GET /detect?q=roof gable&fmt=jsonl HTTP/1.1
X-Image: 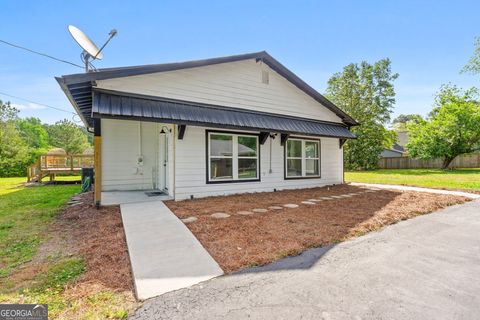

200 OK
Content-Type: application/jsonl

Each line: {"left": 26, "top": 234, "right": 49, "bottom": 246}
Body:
{"left": 57, "top": 51, "right": 358, "bottom": 127}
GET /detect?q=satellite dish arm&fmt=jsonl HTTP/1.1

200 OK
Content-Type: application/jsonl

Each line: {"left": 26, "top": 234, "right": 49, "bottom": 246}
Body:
{"left": 93, "top": 29, "right": 117, "bottom": 60}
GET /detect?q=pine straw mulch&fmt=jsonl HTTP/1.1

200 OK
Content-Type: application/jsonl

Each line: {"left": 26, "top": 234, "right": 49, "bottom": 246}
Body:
{"left": 55, "top": 192, "right": 138, "bottom": 316}
{"left": 58, "top": 192, "right": 132, "bottom": 291}
{"left": 165, "top": 184, "right": 469, "bottom": 273}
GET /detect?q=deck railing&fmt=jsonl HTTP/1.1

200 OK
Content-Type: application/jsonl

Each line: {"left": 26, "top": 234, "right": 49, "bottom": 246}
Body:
{"left": 39, "top": 154, "right": 94, "bottom": 170}
{"left": 27, "top": 154, "right": 94, "bottom": 182}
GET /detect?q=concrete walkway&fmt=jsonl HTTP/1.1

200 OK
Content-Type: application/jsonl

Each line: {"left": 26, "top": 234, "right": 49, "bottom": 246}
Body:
{"left": 130, "top": 199, "right": 480, "bottom": 319}
{"left": 121, "top": 201, "right": 223, "bottom": 300}
{"left": 350, "top": 182, "right": 480, "bottom": 199}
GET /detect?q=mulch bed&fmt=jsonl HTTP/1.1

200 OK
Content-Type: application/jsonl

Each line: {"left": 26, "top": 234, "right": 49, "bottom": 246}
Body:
{"left": 58, "top": 192, "right": 133, "bottom": 291}
{"left": 165, "top": 184, "right": 469, "bottom": 273}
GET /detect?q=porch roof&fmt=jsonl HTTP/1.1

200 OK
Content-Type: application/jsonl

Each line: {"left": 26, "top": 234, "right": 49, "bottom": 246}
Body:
{"left": 92, "top": 90, "right": 356, "bottom": 139}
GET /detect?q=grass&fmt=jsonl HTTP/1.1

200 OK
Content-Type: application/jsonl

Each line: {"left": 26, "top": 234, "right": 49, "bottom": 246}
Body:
{"left": 53, "top": 175, "right": 82, "bottom": 182}
{"left": 345, "top": 168, "right": 480, "bottom": 191}
{"left": 0, "top": 178, "right": 134, "bottom": 319}
{"left": 0, "top": 177, "right": 80, "bottom": 280}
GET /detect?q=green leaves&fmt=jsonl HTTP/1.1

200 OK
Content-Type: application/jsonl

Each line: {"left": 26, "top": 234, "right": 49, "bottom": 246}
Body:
{"left": 0, "top": 102, "right": 92, "bottom": 177}
{"left": 406, "top": 84, "right": 480, "bottom": 168}
{"left": 325, "top": 59, "right": 398, "bottom": 170}
{"left": 46, "top": 119, "right": 90, "bottom": 155}
{"left": 462, "top": 36, "right": 480, "bottom": 74}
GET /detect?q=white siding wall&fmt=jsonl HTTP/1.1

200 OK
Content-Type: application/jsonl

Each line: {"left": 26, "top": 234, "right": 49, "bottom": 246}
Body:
{"left": 174, "top": 126, "right": 344, "bottom": 200}
{"left": 101, "top": 119, "right": 174, "bottom": 193}
{"left": 96, "top": 59, "right": 342, "bottom": 123}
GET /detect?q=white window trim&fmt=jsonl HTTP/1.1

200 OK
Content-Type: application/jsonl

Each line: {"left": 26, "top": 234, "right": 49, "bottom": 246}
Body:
{"left": 207, "top": 132, "right": 259, "bottom": 182}
{"left": 285, "top": 138, "right": 321, "bottom": 179}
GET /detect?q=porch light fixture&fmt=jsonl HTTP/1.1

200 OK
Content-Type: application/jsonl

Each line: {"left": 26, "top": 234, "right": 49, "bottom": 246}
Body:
{"left": 160, "top": 126, "right": 171, "bottom": 134}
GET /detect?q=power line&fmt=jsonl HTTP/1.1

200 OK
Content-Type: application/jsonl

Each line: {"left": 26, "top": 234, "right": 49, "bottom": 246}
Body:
{"left": 0, "top": 91, "right": 76, "bottom": 115}
{"left": 0, "top": 39, "right": 83, "bottom": 69}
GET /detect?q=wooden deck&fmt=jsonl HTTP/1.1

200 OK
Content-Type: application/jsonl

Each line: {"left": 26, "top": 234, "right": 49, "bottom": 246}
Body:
{"left": 27, "top": 154, "right": 94, "bottom": 182}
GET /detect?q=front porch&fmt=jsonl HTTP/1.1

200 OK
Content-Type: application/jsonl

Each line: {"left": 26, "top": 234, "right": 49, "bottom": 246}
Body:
{"left": 102, "top": 190, "right": 173, "bottom": 206}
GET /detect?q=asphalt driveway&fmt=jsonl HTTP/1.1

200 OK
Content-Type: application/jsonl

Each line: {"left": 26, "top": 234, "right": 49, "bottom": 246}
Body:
{"left": 130, "top": 199, "right": 480, "bottom": 320}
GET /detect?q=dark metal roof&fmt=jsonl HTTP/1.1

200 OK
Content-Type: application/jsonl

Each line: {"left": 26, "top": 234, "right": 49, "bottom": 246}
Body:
{"left": 56, "top": 51, "right": 358, "bottom": 128}
{"left": 92, "top": 90, "right": 356, "bottom": 139}
{"left": 392, "top": 143, "right": 405, "bottom": 153}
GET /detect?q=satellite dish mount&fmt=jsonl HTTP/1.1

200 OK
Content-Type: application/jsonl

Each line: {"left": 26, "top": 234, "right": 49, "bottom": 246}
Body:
{"left": 68, "top": 25, "right": 117, "bottom": 72}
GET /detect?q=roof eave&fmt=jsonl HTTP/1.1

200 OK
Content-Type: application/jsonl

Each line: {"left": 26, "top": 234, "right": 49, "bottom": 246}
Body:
{"left": 55, "top": 77, "right": 91, "bottom": 128}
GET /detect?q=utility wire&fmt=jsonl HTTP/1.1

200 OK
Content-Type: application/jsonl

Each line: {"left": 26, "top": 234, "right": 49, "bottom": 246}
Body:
{"left": 0, "top": 39, "right": 84, "bottom": 69}
{"left": 0, "top": 91, "right": 76, "bottom": 115}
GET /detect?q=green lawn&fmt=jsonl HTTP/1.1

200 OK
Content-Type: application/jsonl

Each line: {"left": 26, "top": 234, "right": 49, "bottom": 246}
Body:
{"left": 0, "top": 178, "right": 83, "bottom": 315}
{"left": 0, "top": 177, "right": 134, "bottom": 319}
{"left": 0, "top": 177, "right": 80, "bottom": 280}
{"left": 345, "top": 168, "right": 480, "bottom": 190}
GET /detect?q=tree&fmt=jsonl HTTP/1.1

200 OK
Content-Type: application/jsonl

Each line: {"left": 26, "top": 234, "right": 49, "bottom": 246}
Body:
{"left": 325, "top": 59, "right": 399, "bottom": 170}
{"left": 0, "top": 101, "right": 30, "bottom": 176}
{"left": 17, "top": 117, "right": 49, "bottom": 149}
{"left": 406, "top": 85, "right": 480, "bottom": 169}
{"left": 392, "top": 114, "right": 423, "bottom": 131}
{"left": 462, "top": 36, "right": 480, "bottom": 74}
{"left": 46, "top": 119, "right": 90, "bottom": 154}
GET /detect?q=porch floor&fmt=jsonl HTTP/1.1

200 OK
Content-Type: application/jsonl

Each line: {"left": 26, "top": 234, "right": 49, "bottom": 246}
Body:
{"left": 101, "top": 190, "right": 173, "bottom": 205}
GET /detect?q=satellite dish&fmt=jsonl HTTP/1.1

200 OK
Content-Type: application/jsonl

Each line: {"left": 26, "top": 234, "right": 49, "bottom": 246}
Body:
{"left": 68, "top": 25, "right": 103, "bottom": 60}
{"left": 68, "top": 25, "right": 117, "bottom": 72}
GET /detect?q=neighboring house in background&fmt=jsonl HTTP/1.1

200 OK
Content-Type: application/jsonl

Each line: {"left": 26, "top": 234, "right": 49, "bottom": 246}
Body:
{"left": 396, "top": 131, "right": 408, "bottom": 147}
{"left": 380, "top": 143, "right": 406, "bottom": 158}
{"left": 380, "top": 131, "right": 408, "bottom": 158}
{"left": 56, "top": 51, "right": 358, "bottom": 204}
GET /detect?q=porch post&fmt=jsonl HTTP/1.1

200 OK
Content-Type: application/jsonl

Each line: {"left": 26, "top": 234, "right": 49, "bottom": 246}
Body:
{"left": 93, "top": 119, "right": 102, "bottom": 207}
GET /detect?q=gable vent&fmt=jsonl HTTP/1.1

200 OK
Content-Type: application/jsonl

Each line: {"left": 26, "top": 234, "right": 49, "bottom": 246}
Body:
{"left": 261, "top": 70, "right": 269, "bottom": 84}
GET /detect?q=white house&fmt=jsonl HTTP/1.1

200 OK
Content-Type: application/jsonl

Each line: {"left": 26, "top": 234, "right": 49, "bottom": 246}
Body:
{"left": 56, "top": 52, "right": 358, "bottom": 205}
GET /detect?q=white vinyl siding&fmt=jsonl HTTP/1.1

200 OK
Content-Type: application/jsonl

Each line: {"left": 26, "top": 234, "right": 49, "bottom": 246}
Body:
{"left": 96, "top": 59, "right": 343, "bottom": 123}
{"left": 101, "top": 119, "right": 174, "bottom": 193}
{"left": 175, "top": 126, "right": 343, "bottom": 200}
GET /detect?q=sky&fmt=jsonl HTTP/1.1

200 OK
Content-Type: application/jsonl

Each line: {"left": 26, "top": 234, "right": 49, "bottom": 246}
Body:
{"left": 1, "top": 0, "right": 479, "bottom": 126}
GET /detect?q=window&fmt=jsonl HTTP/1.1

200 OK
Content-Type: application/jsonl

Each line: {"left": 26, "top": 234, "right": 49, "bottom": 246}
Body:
{"left": 285, "top": 139, "right": 320, "bottom": 178}
{"left": 208, "top": 132, "right": 259, "bottom": 182}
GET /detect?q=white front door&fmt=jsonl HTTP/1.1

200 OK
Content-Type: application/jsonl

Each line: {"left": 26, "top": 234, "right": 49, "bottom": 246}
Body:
{"left": 158, "top": 131, "right": 169, "bottom": 191}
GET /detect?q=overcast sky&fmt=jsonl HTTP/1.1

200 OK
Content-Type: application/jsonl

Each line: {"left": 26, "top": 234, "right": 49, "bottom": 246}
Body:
{"left": 1, "top": 0, "right": 479, "bottom": 125}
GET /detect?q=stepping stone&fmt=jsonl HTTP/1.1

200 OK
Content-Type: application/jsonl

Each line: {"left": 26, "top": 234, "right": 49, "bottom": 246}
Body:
{"left": 301, "top": 201, "right": 316, "bottom": 205}
{"left": 331, "top": 196, "right": 343, "bottom": 199}
{"left": 71, "top": 196, "right": 82, "bottom": 201}
{"left": 237, "top": 211, "right": 254, "bottom": 215}
{"left": 339, "top": 194, "right": 352, "bottom": 198}
{"left": 268, "top": 206, "right": 283, "bottom": 210}
{"left": 252, "top": 208, "right": 268, "bottom": 213}
{"left": 365, "top": 190, "right": 376, "bottom": 193}
{"left": 69, "top": 202, "right": 82, "bottom": 207}
{"left": 283, "top": 204, "right": 299, "bottom": 208}
{"left": 308, "top": 199, "right": 322, "bottom": 202}
{"left": 321, "top": 197, "right": 333, "bottom": 200}
{"left": 210, "top": 212, "right": 230, "bottom": 219}
{"left": 181, "top": 217, "right": 198, "bottom": 223}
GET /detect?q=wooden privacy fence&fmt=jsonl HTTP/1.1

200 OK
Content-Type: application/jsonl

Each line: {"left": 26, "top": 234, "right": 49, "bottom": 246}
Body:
{"left": 378, "top": 153, "right": 480, "bottom": 169}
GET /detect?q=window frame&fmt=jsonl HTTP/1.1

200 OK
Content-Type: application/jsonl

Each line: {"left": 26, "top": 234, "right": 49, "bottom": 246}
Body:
{"left": 284, "top": 137, "right": 321, "bottom": 179}
{"left": 206, "top": 130, "right": 261, "bottom": 184}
